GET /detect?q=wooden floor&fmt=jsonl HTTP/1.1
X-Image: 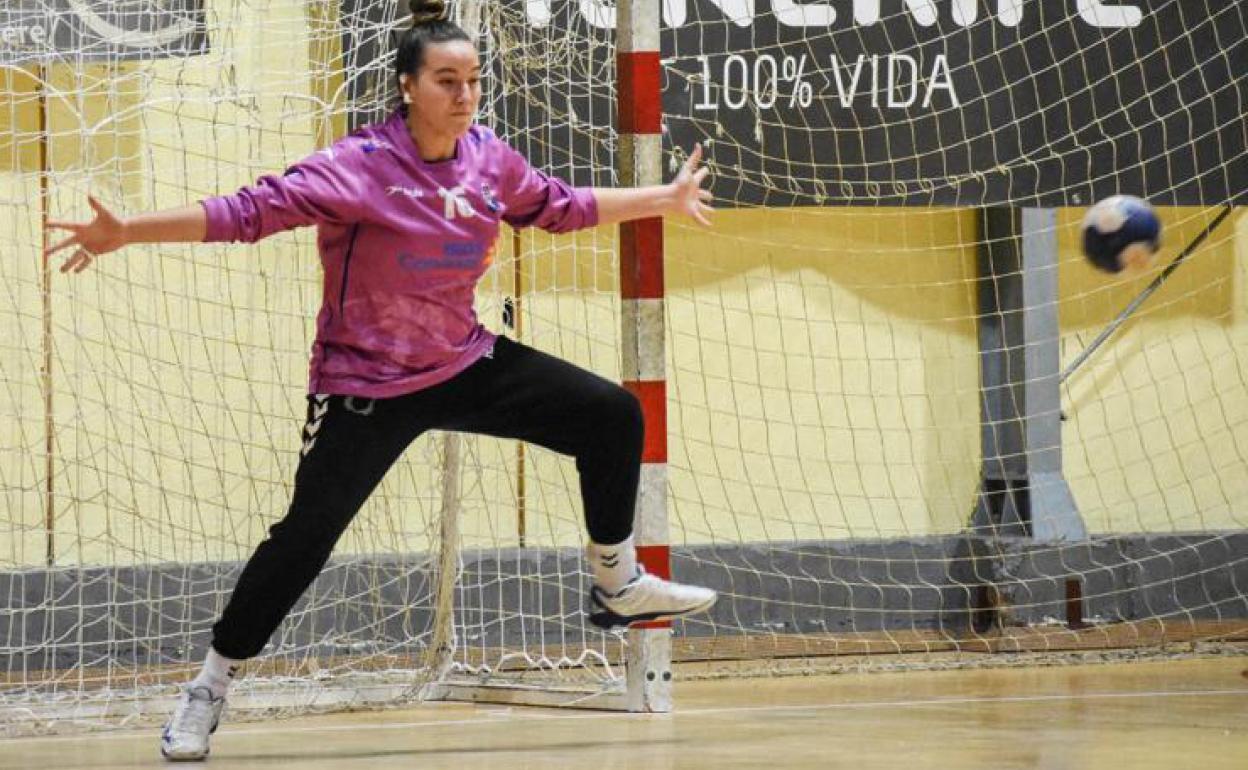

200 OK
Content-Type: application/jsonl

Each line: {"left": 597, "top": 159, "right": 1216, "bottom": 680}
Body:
{"left": 3, "top": 657, "right": 1246, "bottom": 769}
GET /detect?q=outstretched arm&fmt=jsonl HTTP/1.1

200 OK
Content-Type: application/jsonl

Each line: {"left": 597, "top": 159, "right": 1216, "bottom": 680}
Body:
{"left": 593, "top": 144, "right": 713, "bottom": 227}
{"left": 48, "top": 144, "right": 365, "bottom": 274}
{"left": 45, "top": 196, "right": 206, "bottom": 274}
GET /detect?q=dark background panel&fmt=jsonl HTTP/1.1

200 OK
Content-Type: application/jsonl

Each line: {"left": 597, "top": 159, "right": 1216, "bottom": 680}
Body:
{"left": 0, "top": 1, "right": 208, "bottom": 64}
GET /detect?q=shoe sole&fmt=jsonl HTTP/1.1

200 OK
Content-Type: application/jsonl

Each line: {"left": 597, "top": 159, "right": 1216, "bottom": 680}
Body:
{"left": 160, "top": 715, "right": 219, "bottom": 762}
{"left": 588, "top": 594, "right": 717, "bottom": 630}
{"left": 160, "top": 746, "right": 209, "bottom": 762}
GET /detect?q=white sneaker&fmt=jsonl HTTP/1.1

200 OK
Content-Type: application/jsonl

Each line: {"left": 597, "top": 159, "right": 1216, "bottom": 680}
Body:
{"left": 589, "top": 568, "right": 717, "bottom": 629}
{"left": 160, "top": 685, "right": 225, "bottom": 761}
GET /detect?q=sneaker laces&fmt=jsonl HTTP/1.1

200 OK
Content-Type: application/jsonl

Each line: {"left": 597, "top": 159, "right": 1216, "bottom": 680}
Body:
{"left": 170, "top": 686, "right": 218, "bottom": 735}
{"left": 608, "top": 565, "right": 646, "bottom": 598}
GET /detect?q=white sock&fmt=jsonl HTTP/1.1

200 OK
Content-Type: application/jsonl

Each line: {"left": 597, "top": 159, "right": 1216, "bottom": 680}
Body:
{"left": 190, "top": 647, "right": 243, "bottom": 699}
{"left": 588, "top": 536, "right": 639, "bottom": 595}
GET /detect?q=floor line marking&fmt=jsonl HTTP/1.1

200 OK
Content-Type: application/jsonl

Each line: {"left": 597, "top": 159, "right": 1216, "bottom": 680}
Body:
{"left": 5, "top": 686, "right": 1246, "bottom": 745}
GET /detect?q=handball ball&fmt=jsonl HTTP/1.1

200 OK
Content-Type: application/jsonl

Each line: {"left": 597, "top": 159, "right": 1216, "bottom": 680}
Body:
{"left": 1081, "top": 195, "right": 1161, "bottom": 274}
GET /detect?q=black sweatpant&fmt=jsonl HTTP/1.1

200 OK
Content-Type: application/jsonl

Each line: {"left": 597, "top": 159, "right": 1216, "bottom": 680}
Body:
{"left": 211, "top": 336, "right": 643, "bottom": 660}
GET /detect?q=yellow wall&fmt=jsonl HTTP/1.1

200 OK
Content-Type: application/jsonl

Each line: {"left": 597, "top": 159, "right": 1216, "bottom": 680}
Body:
{"left": 663, "top": 209, "right": 982, "bottom": 543}
{"left": 1, "top": 3, "right": 1244, "bottom": 570}
{"left": 0, "top": 67, "right": 46, "bottom": 564}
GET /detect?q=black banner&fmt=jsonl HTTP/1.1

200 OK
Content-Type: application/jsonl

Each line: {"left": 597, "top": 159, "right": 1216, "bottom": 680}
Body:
{"left": 0, "top": 0, "right": 208, "bottom": 64}
{"left": 349, "top": 0, "right": 1246, "bottom": 206}
{"left": 663, "top": 0, "right": 1247, "bottom": 206}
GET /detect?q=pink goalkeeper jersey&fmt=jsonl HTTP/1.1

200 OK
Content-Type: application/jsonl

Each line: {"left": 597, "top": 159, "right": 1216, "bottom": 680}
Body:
{"left": 200, "top": 109, "right": 598, "bottom": 398}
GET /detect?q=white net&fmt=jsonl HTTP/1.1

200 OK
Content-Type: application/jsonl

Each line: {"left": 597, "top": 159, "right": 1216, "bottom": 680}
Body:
{"left": 1, "top": 0, "right": 1245, "bottom": 737}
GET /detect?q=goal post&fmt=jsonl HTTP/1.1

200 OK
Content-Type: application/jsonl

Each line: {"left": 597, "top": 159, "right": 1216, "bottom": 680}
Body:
{"left": 615, "top": 0, "right": 675, "bottom": 715}
{"left": 1, "top": 0, "right": 1246, "bottom": 737}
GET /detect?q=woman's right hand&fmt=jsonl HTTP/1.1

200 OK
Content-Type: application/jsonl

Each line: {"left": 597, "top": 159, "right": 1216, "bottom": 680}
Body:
{"left": 45, "top": 195, "right": 128, "bottom": 274}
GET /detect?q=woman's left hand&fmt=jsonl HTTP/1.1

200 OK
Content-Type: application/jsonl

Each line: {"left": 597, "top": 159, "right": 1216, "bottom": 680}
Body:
{"left": 669, "top": 143, "right": 713, "bottom": 226}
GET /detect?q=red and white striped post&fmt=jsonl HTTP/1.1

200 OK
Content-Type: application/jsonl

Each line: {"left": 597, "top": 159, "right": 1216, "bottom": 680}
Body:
{"left": 616, "top": 0, "right": 672, "bottom": 712}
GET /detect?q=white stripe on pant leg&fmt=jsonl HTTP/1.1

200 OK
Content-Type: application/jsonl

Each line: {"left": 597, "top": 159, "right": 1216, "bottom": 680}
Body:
{"left": 302, "top": 394, "right": 330, "bottom": 456}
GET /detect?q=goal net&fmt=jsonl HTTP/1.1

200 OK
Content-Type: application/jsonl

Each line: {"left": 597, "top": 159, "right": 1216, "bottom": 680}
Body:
{"left": 1, "top": 0, "right": 1244, "bottom": 735}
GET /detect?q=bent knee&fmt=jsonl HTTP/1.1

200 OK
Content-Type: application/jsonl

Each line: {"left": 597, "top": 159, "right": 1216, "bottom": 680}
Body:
{"left": 593, "top": 385, "right": 644, "bottom": 450}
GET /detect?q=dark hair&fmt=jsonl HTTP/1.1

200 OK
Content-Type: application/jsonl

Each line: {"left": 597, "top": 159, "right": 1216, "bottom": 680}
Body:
{"left": 395, "top": 0, "right": 472, "bottom": 89}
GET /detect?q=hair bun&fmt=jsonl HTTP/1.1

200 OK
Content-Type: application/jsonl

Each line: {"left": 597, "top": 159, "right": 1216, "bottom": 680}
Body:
{"left": 409, "top": 0, "right": 449, "bottom": 25}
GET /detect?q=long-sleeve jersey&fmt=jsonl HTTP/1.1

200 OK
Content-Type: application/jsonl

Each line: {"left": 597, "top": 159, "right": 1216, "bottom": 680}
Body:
{"left": 200, "top": 109, "right": 598, "bottom": 398}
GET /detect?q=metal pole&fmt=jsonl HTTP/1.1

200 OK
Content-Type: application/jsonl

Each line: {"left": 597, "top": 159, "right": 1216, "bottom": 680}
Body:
{"left": 38, "top": 62, "right": 55, "bottom": 567}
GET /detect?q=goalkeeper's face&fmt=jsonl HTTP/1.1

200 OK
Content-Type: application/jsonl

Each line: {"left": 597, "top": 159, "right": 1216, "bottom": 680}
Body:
{"left": 403, "top": 40, "right": 482, "bottom": 139}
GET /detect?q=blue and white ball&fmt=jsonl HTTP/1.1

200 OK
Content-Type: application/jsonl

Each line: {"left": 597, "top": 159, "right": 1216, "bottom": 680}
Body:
{"left": 1081, "top": 195, "right": 1161, "bottom": 274}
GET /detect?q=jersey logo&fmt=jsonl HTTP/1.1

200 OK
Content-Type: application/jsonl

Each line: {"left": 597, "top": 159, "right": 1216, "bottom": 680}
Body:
{"left": 438, "top": 185, "right": 477, "bottom": 220}
{"left": 386, "top": 185, "right": 424, "bottom": 199}
{"left": 480, "top": 183, "right": 503, "bottom": 213}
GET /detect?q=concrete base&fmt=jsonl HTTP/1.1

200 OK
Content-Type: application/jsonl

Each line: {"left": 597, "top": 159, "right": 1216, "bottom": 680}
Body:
{"left": 2, "top": 533, "right": 1245, "bottom": 671}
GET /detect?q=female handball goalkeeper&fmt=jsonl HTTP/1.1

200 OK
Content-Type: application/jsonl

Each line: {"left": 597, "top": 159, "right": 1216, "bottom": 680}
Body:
{"left": 45, "top": 0, "right": 716, "bottom": 760}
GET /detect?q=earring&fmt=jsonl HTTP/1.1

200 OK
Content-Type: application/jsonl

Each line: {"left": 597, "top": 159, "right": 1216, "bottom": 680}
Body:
{"left": 403, "top": 93, "right": 412, "bottom": 104}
